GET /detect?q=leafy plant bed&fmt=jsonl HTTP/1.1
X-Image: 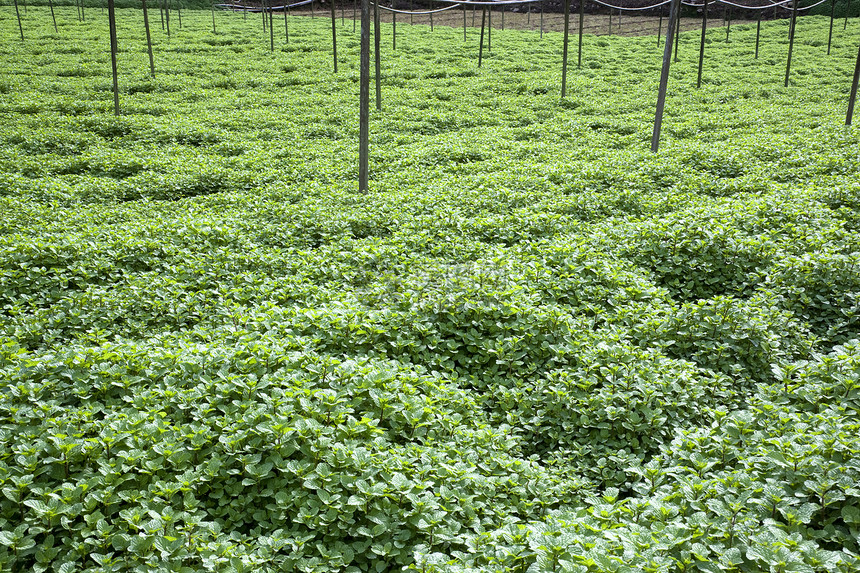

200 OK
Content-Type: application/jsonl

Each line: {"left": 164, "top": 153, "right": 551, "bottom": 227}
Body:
{"left": 1, "top": 7, "right": 860, "bottom": 572}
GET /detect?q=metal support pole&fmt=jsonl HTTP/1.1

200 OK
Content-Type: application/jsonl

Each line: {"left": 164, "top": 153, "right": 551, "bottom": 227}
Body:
{"left": 658, "top": 12, "right": 662, "bottom": 46}
{"left": 848, "top": 42, "right": 860, "bottom": 125}
{"left": 755, "top": 10, "right": 761, "bottom": 58}
{"left": 464, "top": 3, "right": 467, "bottom": 41}
{"left": 359, "top": 0, "right": 370, "bottom": 192}
{"left": 212, "top": 0, "right": 215, "bottom": 32}
{"left": 13, "top": 0, "right": 24, "bottom": 41}
{"left": 540, "top": 0, "right": 543, "bottom": 38}
{"left": 285, "top": 3, "right": 289, "bottom": 42}
{"left": 697, "top": 0, "right": 707, "bottom": 88}
{"left": 673, "top": 1, "right": 680, "bottom": 62}
{"left": 49, "top": 0, "right": 57, "bottom": 33}
{"left": 374, "top": 0, "right": 381, "bottom": 110}
{"left": 785, "top": 0, "right": 798, "bottom": 87}
{"left": 828, "top": 0, "right": 836, "bottom": 54}
{"left": 430, "top": 0, "right": 433, "bottom": 30}
{"left": 578, "top": 0, "right": 584, "bottom": 67}
{"left": 165, "top": 0, "right": 171, "bottom": 37}
{"left": 479, "top": 7, "right": 486, "bottom": 66}
{"left": 143, "top": 0, "right": 155, "bottom": 76}
{"left": 331, "top": 0, "right": 338, "bottom": 69}
{"left": 269, "top": 2, "right": 274, "bottom": 51}
{"left": 652, "top": 0, "right": 680, "bottom": 152}
{"left": 562, "top": 0, "right": 570, "bottom": 97}
{"left": 177, "top": 4, "right": 181, "bottom": 28}
{"left": 108, "top": 0, "right": 120, "bottom": 116}
{"left": 725, "top": 7, "right": 730, "bottom": 43}
{"left": 846, "top": 0, "right": 851, "bottom": 30}
{"left": 502, "top": 6, "right": 504, "bottom": 30}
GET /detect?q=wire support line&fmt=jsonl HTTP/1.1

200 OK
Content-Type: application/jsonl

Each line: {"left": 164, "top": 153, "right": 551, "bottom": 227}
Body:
{"left": 375, "top": 3, "right": 460, "bottom": 14}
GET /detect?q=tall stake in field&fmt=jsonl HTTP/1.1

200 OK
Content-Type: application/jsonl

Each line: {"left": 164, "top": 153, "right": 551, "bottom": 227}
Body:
{"left": 108, "top": 0, "right": 120, "bottom": 116}
{"left": 13, "top": 0, "right": 24, "bottom": 41}
{"left": 177, "top": 2, "right": 181, "bottom": 28}
{"left": 211, "top": 0, "right": 216, "bottom": 33}
{"left": 49, "top": 0, "right": 58, "bottom": 33}
{"left": 160, "top": 0, "right": 164, "bottom": 29}
{"left": 165, "top": 0, "right": 171, "bottom": 37}
{"left": 80, "top": 0, "right": 85, "bottom": 22}
{"left": 651, "top": 0, "right": 680, "bottom": 152}
{"left": 845, "top": 0, "right": 851, "bottom": 30}
{"left": 658, "top": 12, "right": 662, "bottom": 46}
{"left": 578, "top": 0, "right": 584, "bottom": 67}
{"left": 755, "top": 9, "right": 761, "bottom": 58}
{"left": 143, "top": 0, "right": 155, "bottom": 76}
{"left": 269, "top": 1, "right": 275, "bottom": 51}
{"left": 697, "top": 0, "right": 707, "bottom": 88}
{"left": 785, "top": 0, "right": 798, "bottom": 87}
{"left": 725, "top": 7, "right": 730, "bottom": 42}
{"left": 828, "top": 0, "right": 835, "bottom": 54}
{"left": 848, "top": 42, "right": 860, "bottom": 125}
{"left": 673, "top": 2, "right": 680, "bottom": 62}
{"left": 540, "top": 0, "right": 543, "bottom": 38}
{"left": 430, "top": 0, "right": 434, "bottom": 30}
{"left": 374, "top": 0, "right": 381, "bottom": 109}
{"left": 463, "top": 3, "right": 467, "bottom": 42}
{"left": 330, "top": 0, "right": 338, "bottom": 69}
{"left": 478, "top": 7, "right": 486, "bottom": 66}
{"left": 284, "top": 2, "right": 289, "bottom": 42}
{"left": 561, "top": 0, "right": 570, "bottom": 97}
{"left": 358, "top": 0, "right": 370, "bottom": 192}
{"left": 392, "top": 10, "right": 396, "bottom": 49}
{"left": 354, "top": 0, "right": 357, "bottom": 31}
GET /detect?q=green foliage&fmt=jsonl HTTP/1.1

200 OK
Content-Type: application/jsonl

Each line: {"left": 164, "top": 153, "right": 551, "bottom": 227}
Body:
{"left": 1, "top": 7, "right": 860, "bottom": 573}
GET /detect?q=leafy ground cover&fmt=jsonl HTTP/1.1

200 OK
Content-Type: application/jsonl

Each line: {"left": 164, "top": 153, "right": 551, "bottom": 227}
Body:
{"left": 1, "top": 6, "right": 860, "bottom": 572}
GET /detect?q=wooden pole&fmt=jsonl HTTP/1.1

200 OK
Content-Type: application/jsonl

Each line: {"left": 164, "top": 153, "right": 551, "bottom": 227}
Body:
{"left": 374, "top": 0, "right": 381, "bottom": 110}
{"left": 673, "top": 1, "right": 680, "bottom": 62}
{"left": 847, "top": 42, "right": 860, "bottom": 125}
{"left": 479, "top": 7, "right": 486, "bottom": 66}
{"left": 846, "top": 0, "right": 851, "bottom": 30}
{"left": 828, "top": 0, "right": 836, "bottom": 54}
{"left": 658, "top": 12, "right": 662, "bottom": 46}
{"left": 540, "top": 0, "right": 543, "bottom": 38}
{"left": 578, "top": 0, "right": 584, "bottom": 67}
{"left": 160, "top": 0, "right": 164, "bottom": 29}
{"left": 269, "top": 1, "right": 274, "bottom": 51}
{"left": 725, "top": 7, "right": 730, "bottom": 43}
{"left": 488, "top": 6, "right": 491, "bottom": 50}
{"left": 212, "top": 0, "right": 216, "bottom": 33}
{"left": 177, "top": 2, "right": 181, "bottom": 28}
{"left": 143, "top": 0, "right": 155, "bottom": 76}
{"left": 463, "top": 3, "right": 467, "bottom": 41}
{"left": 755, "top": 10, "right": 761, "bottom": 58}
{"left": 652, "top": 0, "right": 680, "bottom": 152}
{"left": 354, "top": 0, "right": 357, "bottom": 31}
{"left": 108, "top": 0, "right": 120, "bottom": 116}
{"left": 785, "top": 0, "right": 798, "bottom": 87}
{"left": 430, "top": 0, "right": 433, "bottom": 30}
{"left": 285, "top": 1, "right": 289, "bottom": 42}
{"left": 49, "top": 0, "right": 57, "bottom": 33}
{"left": 331, "top": 0, "right": 338, "bottom": 68}
{"left": 13, "top": 0, "right": 24, "bottom": 41}
{"left": 561, "top": 0, "right": 570, "bottom": 97}
{"left": 359, "top": 0, "right": 370, "bottom": 192}
{"left": 501, "top": 5, "right": 504, "bottom": 30}
{"left": 697, "top": 0, "right": 707, "bottom": 88}
{"left": 393, "top": 10, "right": 396, "bottom": 49}
{"left": 80, "top": 0, "right": 85, "bottom": 21}
{"left": 165, "top": 0, "right": 171, "bottom": 37}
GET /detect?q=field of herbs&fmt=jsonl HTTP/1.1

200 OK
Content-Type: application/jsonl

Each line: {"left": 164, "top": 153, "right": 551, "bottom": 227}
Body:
{"left": 1, "top": 4, "right": 860, "bottom": 571}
